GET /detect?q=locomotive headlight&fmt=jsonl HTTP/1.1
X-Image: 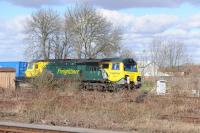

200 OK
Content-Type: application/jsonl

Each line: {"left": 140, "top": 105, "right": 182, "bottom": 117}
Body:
{"left": 137, "top": 76, "right": 141, "bottom": 82}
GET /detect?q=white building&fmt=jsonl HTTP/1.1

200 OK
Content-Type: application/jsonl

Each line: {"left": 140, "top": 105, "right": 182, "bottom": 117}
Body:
{"left": 138, "top": 61, "right": 170, "bottom": 78}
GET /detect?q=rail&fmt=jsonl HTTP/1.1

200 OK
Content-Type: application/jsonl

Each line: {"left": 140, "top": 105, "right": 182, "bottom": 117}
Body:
{"left": 0, "top": 121, "right": 129, "bottom": 133}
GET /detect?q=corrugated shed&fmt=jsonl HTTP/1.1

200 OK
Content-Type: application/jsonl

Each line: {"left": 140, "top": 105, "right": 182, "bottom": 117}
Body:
{"left": 0, "top": 68, "right": 16, "bottom": 91}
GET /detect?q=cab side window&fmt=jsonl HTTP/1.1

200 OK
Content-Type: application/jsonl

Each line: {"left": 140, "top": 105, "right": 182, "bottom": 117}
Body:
{"left": 28, "top": 63, "right": 34, "bottom": 69}
{"left": 112, "top": 63, "right": 120, "bottom": 70}
{"left": 35, "top": 64, "right": 39, "bottom": 69}
{"left": 102, "top": 64, "right": 109, "bottom": 69}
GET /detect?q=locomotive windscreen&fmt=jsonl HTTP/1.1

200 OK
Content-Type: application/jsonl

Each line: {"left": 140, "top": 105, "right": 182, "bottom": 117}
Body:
{"left": 123, "top": 59, "right": 137, "bottom": 72}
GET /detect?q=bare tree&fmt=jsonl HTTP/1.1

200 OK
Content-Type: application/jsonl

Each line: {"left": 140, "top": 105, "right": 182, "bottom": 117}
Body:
{"left": 51, "top": 26, "right": 73, "bottom": 59}
{"left": 25, "top": 4, "right": 123, "bottom": 60}
{"left": 64, "top": 3, "right": 122, "bottom": 59}
{"left": 25, "top": 9, "right": 60, "bottom": 60}
{"left": 119, "top": 47, "right": 137, "bottom": 59}
{"left": 150, "top": 39, "right": 189, "bottom": 68}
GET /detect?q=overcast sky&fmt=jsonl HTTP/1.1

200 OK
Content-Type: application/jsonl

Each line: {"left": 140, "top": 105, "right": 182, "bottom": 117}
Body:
{"left": 0, "top": 0, "right": 200, "bottom": 63}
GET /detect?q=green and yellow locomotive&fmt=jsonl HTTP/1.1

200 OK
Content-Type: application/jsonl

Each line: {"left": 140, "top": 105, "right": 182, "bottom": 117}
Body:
{"left": 25, "top": 58, "right": 141, "bottom": 90}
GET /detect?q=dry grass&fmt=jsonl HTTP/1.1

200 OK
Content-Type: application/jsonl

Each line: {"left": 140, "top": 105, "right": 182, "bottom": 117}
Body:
{"left": 1, "top": 77, "right": 200, "bottom": 132}
{"left": 167, "top": 75, "right": 200, "bottom": 97}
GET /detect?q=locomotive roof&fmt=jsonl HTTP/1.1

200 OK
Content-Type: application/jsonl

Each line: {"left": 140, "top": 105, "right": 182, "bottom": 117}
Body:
{"left": 101, "top": 58, "right": 137, "bottom": 63}
{"left": 31, "top": 59, "right": 76, "bottom": 63}
{"left": 31, "top": 58, "right": 136, "bottom": 64}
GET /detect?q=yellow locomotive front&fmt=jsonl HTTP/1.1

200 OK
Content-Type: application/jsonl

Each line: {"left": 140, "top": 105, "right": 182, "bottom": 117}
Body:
{"left": 123, "top": 60, "right": 141, "bottom": 88}
{"left": 100, "top": 58, "right": 141, "bottom": 89}
{"left": 25, "top": 60, "right": 49, "bottom": 78}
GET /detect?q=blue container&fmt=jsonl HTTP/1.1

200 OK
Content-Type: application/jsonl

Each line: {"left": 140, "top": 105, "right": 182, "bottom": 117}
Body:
{"left": 0, "top": 62, "right": 28, "bottom": 79}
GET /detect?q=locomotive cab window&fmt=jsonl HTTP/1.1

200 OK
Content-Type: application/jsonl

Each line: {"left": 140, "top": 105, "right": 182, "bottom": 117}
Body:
{"left": 124, "top": 63, "right": 137, "bottom": 72}
{"left": 102, "top": 64, "right": 109, "bottom": 69}
{"left": 28, "top": 63, "right": 34, "bottom": 69}
{"left": 112, "top": 63, "right": 120, "bottom": 70}
{"left": 35, "top": 64, "right": 39, "bottom": 69}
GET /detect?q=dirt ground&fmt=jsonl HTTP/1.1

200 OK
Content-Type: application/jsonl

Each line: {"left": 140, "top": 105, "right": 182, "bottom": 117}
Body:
{"left": 1, "top": 79, "right": 200, "bottom": 133}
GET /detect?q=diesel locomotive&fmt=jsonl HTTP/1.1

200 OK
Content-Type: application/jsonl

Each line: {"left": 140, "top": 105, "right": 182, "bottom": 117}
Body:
{"left": 25, "top": 58, "right": 141, "bottom": 90}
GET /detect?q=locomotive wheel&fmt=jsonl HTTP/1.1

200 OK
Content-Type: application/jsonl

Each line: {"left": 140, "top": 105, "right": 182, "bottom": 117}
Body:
{"left": 79, "top": 83, "right": 85, "bottom": 90}
{"left": 130, "top": 83, "right": 136, "bottom": 90}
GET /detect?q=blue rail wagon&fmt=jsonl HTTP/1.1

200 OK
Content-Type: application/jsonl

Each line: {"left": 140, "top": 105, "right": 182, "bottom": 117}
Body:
{"left": 0, "top": 62, "right": 28, "bottom": 79}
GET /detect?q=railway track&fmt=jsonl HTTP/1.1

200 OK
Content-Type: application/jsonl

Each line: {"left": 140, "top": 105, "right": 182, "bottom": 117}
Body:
{"left": 160, "top": 115, "right": 200, "bottom": 124}
{"left": 150, "top": 95, "right": 200, "bottom": 100}
{"left": 0, "top": 121, "right": 128, "bottom": 133}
